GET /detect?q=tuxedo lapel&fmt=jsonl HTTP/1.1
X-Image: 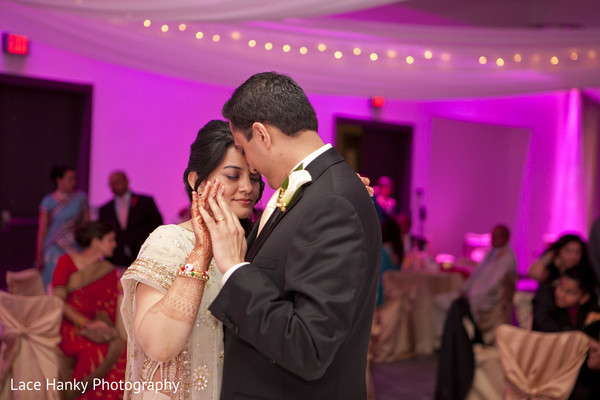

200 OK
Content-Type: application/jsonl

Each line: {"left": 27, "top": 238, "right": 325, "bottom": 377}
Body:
{"left": 245, "top": 148, "right": 345, "bottom": 262}
{"left": 246, "top": 186, "right": 307, "bottom": 262}
{"left": 246, "top": 207, "right": 283, "bottom": 262}
{"left": 246, "top": 222, "right": 259, "bottom": 252}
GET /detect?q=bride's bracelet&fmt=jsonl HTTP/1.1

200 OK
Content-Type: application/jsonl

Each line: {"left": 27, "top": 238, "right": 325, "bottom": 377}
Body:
{"left": 178, "top": 264, "right": 209, "bottom": 281}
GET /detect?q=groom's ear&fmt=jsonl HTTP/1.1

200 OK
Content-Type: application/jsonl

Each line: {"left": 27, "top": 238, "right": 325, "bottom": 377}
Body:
{"left": 252, "top": 122, "right": 272, "bottom": 150}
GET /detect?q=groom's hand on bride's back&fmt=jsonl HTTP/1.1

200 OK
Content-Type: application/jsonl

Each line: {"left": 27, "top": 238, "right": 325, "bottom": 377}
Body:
{"left": 199, "top": 180, "right": 247, "bottom": 275}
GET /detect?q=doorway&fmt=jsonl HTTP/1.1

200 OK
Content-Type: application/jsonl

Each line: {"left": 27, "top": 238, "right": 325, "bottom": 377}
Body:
{"left": 335, "top": 117, "right": 413, "bottom": 215}
{"left": 0, "top": 74, "right": 92, "bottom": 286}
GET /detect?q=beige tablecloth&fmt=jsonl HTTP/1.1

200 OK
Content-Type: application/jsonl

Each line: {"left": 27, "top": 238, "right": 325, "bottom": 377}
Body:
{"left": 373, "top": 270, "right": 463, "bottom": 361}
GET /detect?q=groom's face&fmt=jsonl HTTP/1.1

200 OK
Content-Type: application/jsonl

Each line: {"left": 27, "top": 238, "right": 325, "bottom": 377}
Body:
{"left": 231, "top": 128, "right": 267, "bottom": 182}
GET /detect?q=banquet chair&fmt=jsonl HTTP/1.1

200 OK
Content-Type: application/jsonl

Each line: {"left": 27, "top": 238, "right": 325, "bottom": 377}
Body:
{"left": 6, "top": 268, "right": 45, "bottom": 296}
{"left": 371, "top": 271, "right": 417, "bottom": 362}
{"left": 466, "top": 344, "right": 505, "bottom": 400}
{"left": 495, "top": 324, "right": 590, "bottom": 400}
{"left": 512, "top": 291, "right": 535, "bottom": 330}
{"left": 0, "top": 291, "right": 63, "bottom": 400}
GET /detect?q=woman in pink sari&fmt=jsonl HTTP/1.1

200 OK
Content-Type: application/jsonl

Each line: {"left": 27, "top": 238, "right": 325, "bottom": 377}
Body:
{"left": 52, "top": 220, "right": 126, "bottom": 399}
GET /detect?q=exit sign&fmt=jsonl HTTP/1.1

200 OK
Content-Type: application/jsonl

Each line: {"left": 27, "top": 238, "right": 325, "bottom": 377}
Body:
{"left": 2, "top": 33, "right": 29, "bottom": 56}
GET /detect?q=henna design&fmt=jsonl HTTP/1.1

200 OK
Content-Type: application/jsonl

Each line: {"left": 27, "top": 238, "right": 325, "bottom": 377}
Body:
{"left": 190, "top": 191, "right": 213, "bottom": 262}
{"left": 148, "top": 277, "right": 204, "bottom": 324}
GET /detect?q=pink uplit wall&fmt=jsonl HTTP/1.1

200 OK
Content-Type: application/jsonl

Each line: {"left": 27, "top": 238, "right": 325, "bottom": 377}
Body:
{"left": 1, "top": 41, "right": 234, "bottom": 223}
{"left": 428, "top": 118, "right": 530, "bottom": 259}
{"left": 2, "top": 42, "right": 595, "bottom": 273}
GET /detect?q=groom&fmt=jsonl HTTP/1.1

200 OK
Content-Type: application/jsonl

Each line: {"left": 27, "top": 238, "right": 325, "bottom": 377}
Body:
{"left": 205, "top": 72, "right": 381, "bottom": 399}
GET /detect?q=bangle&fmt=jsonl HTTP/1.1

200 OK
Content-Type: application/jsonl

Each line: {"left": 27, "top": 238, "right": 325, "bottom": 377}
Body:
{"left": 178, "top": 264, "right": 209, "bottom": 281}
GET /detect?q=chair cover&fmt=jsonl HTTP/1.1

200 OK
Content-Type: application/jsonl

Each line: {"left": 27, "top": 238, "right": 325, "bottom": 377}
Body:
{"left": 495, "top": 324, "right": 590, "bottom": 400}
{"left": 372, "top": 272, "right": 417, "bottom": 362}
{"left": 0, "top": 291, "right": 63, "bottom": 400}
{"left": 466, "top": 344, "right": 505, "bottom": 400}
{"left": 6, "top": 269, "right": 45, "bottom": 297}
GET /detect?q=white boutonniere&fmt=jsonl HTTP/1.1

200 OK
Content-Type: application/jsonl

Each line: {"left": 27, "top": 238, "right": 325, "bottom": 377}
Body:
{"left": 276, "top": 166, "right": 312, "bottom": 212}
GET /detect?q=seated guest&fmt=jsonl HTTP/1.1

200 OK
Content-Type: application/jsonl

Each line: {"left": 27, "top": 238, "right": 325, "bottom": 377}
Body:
{"left": 99, "top": 171, "right": 163, "bottom": 268}
{"left": 532, "top": 264, "right": 600, "bottom": 332}
{"left": 528, "top": 234, "right": 586, "bottom": 284}
{"left": 396, "top": 213, "right": 413, "bottom": 256}
{"left": 434, "top": 224, "right": 517, "bottom": 344}
{"left": 376, "top": 217, "right": 403, "bottom": 307}
{"left": 52, "top": 221, "right": 126, "bottom": 399}
{"left": 532, "top": 265, "right": 600, "bottom": 399}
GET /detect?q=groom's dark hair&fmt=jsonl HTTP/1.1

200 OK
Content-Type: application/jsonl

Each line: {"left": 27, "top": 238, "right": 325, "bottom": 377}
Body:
{"left": 222, "top": 71, "right": 318, "bottom": 140}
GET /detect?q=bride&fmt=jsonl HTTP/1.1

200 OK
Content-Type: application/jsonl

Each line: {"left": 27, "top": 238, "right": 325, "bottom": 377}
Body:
{"left": 120, "top": 120, "right": 263, "bottom": 399}
{"left": 120, "top": 119, "right": 372, "bottom": 399}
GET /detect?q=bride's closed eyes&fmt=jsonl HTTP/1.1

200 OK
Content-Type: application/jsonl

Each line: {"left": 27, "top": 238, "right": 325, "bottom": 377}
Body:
{"left": 207, "top": 146, "right": 261, "bottom": 219}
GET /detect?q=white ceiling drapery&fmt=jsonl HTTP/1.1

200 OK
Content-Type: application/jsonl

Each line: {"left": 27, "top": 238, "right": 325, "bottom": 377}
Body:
{"left": 9, "top": 0, "right": 400, "bottom": 20}
{"left": 2, "top": 0, "right": 600, "bottom": 99}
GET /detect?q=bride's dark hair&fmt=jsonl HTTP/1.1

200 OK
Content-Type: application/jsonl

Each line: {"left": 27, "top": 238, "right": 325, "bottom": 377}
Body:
{"left": 183, "top": 120, "right": 264, "bottom": 231}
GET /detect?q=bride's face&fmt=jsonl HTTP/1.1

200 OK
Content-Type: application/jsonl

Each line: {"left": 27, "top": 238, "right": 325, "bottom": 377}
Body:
{"left": 206, "top": 146, "right": 261, "bottom": 219}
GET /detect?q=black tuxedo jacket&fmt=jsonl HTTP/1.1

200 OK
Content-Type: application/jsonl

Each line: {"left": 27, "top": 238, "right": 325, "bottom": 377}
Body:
{"left": 209, "top": 148, "right": 382, "bottom": 399}
{"left": 98, "top": 193, "right": 163, "bottom": 266}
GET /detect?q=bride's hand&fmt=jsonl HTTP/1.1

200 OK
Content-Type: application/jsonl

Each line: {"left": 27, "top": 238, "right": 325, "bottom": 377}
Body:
{"left": 190, "top": 189, "right": 213, "bottom": 262}
{"left": 199, "top": 180, "right": 247, "bottom": 274}
{"left": 357, "top": 173, "right": 374, "bottom": 197}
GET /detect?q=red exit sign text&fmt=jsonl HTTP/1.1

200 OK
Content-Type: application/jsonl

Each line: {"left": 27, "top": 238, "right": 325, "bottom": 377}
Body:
{"left": 3, "top": 33, "right": 29, "bottom": 56}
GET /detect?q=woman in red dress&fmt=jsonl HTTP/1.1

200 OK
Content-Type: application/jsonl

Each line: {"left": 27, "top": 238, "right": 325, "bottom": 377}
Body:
{"left": 52, "top": 220, "right": 126, "bottom": 399}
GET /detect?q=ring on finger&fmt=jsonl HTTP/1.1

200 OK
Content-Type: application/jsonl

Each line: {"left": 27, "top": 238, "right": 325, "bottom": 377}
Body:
{"left": 216, "top": 217, "right": 225, "bottom": 223}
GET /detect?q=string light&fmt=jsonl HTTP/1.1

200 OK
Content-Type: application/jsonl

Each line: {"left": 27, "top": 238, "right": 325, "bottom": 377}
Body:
{"left": 160, "top": 22, "right": 600, "bottom": 70}
{"left": 143, "top": 20, "right": 151, "bottom": 28}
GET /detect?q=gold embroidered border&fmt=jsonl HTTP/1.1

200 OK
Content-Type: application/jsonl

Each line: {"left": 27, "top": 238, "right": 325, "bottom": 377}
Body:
{"left": 122, "top": 258, "right": 178, "bottom": 292}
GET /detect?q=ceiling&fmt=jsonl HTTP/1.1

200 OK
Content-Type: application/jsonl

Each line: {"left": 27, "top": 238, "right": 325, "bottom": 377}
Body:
{"left": 2, "top": 0, "right": 600, "bottom": 99}
{"left": 347, "top": 0, "right": 600, "bottom": 28}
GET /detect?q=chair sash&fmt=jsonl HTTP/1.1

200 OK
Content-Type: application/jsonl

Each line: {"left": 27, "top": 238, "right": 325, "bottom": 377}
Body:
{"left": 495, "top": 324, "right": 590, "bottom": 400}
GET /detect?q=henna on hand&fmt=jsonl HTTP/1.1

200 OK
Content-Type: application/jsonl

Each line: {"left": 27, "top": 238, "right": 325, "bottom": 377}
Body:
{"left": 190, "top": 191, "right": 213, "bottom": 263}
